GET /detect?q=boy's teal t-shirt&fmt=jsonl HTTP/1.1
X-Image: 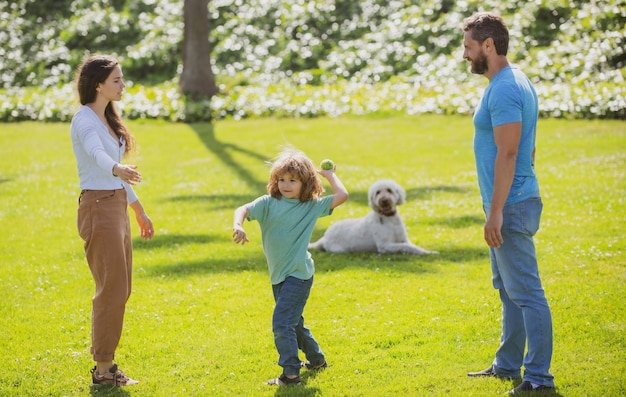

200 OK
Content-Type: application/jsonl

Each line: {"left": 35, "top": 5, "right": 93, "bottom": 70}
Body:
{"left": 473, "top": 65, "right": 540, "bottom": 209}
{"left": 246, "top": 195, "right": 334, "bottom": 285}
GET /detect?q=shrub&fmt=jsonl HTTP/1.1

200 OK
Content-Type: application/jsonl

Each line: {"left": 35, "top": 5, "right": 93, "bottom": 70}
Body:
{"left": 0, "top": 0, "right": 624, "bottom": 120}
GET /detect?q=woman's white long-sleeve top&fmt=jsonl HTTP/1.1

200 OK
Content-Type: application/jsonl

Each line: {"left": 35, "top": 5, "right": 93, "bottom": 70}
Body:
{"left": 70, "top": 105, "right": 138, "bottom": 204}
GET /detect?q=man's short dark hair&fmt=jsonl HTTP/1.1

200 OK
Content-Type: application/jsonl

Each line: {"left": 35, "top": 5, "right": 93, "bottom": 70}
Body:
{"left": 463, "top": 12, "right": 509, "bottom": 56}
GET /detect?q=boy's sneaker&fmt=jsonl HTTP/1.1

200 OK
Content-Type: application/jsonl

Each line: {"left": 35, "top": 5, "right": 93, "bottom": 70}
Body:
{"left": 91, "top": 364, "right": 139, "bottom": 386}
{"left": 302, "top": 360, "right": 328, "bottom": 370}
{"left": 266, "top": 373, "right": 302, "bottom": 386}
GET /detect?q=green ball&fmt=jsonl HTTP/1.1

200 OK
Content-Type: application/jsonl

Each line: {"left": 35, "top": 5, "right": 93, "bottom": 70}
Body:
{"left": 320, "top": 159, "right": 335, "bottom": 170}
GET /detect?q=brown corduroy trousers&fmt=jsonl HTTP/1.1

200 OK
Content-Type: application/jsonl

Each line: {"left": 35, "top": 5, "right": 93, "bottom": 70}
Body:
{"left": 77, "top": 189, "right": 132, "bottom": 362}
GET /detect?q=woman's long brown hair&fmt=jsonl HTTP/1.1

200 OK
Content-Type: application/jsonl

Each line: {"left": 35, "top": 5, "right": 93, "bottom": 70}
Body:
{"left": 75, "top": 55, "right": 135, "bottom": 155}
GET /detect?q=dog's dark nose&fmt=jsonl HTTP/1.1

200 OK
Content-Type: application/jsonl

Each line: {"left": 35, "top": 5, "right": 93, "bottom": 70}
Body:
{"left": 381, "top": 198, "right": 390, "bottom": 206}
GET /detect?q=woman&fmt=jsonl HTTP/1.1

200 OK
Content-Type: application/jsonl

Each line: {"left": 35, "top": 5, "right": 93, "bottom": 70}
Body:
{"left": 70, "top": 54, "right": 154, "bottom": 386}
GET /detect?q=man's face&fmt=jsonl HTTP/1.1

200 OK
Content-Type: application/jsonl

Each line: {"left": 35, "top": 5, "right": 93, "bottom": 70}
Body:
{"left": 463, "top": 30, "right": 488, "bottom": 75}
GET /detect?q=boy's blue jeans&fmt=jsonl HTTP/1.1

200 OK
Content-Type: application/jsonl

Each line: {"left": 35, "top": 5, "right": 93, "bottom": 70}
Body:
{"left": 272, "top": 276, "right": 325, "bottom": 376}
{"left": 488, "top": 197, "right": 555, "bottom": 387}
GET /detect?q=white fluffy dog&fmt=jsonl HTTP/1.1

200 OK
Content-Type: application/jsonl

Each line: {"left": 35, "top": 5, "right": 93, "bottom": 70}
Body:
{"left": 309, "top": 179, "right": 438, "bottom": 255}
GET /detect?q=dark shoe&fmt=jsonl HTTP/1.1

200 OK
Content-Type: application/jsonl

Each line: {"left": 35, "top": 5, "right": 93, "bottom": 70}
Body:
{"left": 468, "top": 365, "right": 519, "bottom": 380}
{"left": 507, "top": 381, "right": 555, "bottom": 394}
{"left": 266, "top": 373, "right": 302, "bottom": 386}
{"left": 302, "top": 360, "right": 328, "bottom": 370}
{"left": 91, "top": 364, "right": 139, "bottom": 386}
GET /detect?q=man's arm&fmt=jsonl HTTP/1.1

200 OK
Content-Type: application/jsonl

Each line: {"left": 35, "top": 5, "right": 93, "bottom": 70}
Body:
{"left": 485, "top": 121, "right": 521, "bottom": 248}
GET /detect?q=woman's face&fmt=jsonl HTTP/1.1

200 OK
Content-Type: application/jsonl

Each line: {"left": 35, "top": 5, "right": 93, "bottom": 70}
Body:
{"left": 277, "top": 172, "right": 303, "bottom": 199}
{"left": 97, "top": 65, "right": 125, "bottom": 102}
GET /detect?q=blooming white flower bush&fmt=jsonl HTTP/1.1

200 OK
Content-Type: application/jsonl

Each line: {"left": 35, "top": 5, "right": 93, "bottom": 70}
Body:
{"left": 0, "top": 0, "right": 623, "bottom": 121}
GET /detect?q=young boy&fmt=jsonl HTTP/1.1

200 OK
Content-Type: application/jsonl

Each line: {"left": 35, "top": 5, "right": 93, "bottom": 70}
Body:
{"left": 232, "top": 148, "right": 348, "bottom": 386}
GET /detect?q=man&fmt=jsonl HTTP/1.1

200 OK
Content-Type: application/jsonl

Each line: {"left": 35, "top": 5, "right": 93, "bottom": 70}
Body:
{"left": 462, "top": 12, "right": 555, "bottom": 395}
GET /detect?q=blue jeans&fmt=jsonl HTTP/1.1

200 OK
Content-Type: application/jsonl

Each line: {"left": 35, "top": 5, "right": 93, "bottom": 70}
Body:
{"left": 272, "top": 276, "right": 325, "bottom": 376}
{"left": 488, "top": 197, "right": 555, "bottom": 387}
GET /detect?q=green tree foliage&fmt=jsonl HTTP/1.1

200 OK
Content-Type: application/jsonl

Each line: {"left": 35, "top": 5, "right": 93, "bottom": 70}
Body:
{"left": 0, "top": 0, "right": 624, "bottom": 120}
{"left": 0, "top": 0, "right": 180, "bottom": 87}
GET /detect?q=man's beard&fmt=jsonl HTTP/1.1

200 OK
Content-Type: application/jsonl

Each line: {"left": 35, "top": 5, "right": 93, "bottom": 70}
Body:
{"left": 470, "top": 51, "right": 488, "bottom": 75}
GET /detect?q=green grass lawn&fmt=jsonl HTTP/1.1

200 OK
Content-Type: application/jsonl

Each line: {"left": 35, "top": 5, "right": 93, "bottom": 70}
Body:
{"left": 0, "top": 115, "right": 624, "bottom": 396}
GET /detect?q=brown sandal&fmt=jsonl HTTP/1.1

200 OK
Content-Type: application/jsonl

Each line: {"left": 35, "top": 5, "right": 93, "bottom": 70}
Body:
{"left": 91, "top": 364, "right": 139, "bottom": 386}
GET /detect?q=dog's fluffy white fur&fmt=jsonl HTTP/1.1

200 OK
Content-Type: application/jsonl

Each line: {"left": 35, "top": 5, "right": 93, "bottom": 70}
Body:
{"left": 309, "top": 179, "right": 437, "bottom": 255}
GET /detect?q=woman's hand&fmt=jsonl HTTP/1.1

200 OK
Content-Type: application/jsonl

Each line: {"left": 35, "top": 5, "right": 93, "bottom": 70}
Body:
{"left": 129, "top": 200, "right": 153, "bottom": 240}
{"left": 114, "top": 164, "right": 142, "bottom": 185}
{"left": 135, "top": 212, "right": 154, "bottom": 240}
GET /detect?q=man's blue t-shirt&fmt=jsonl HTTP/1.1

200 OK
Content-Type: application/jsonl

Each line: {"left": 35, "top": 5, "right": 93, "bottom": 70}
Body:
{"left": 473, "top": 65, "right": 540, "bottom": 209}
{"left": 246, "top": 195, "right": 334, "bottom": 285}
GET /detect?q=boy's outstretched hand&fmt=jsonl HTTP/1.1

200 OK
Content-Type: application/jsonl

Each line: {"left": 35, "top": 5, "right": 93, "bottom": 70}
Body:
{"left": 232, "top": 226, "right": 249, "bottom": 245}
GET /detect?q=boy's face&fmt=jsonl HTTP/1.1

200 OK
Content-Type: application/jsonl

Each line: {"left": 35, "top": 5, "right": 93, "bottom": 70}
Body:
{"left": 277, "top": 172, "right": 303, "bottom": 199}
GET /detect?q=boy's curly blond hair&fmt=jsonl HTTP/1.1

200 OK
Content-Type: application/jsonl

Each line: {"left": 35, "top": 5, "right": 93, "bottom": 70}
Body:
{"left": 267, "top": 148, "right": 324, "bottom": 202}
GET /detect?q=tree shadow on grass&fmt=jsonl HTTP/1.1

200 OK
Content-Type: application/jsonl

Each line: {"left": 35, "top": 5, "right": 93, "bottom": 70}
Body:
{"left": 161, "top": 193, "right": 260, "bottom": 212}
{"left": 141, "top": 255, "right": 268, "bottom": 277}
{"left": 433, "top": 214, "right": 485, "bottom": 228}
{"left": 436, "top": 245, "right": 489, "bottom": 262}
{"left": 313, "top": 251, "right": 441, "bottom": 274}
{"left": 131, "top": 206, "right": 485, "bottom": 278}
{"left": 187, "top": 122, "right": 473, "bottom": 207}
{"left": 132, "top": 233, "right": 230, "bottom": 250}
{"left": 405, "top": 185, "right": 470, "bottom": 200}
{"left": 341, "top": 184, "right": 471, "bottom": 207}
{"left": 189, "top": 122, "right": 267, "bottom": 193}
{"left": 140, "top": 124, "right": 486, "bottom": 278}
{"left": 186, "top": 122, "right": 476, "bottom": 222}
{"left": 313, "top": 245, "right": 487, "bottom": 273}
{"left": 138, "top": 244, "right": 487, "bottom": 279}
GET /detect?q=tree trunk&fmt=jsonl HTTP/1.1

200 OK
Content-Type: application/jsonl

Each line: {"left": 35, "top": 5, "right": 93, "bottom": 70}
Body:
{"left": 181, "top": 0, "right": 218, "bottom": 99}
